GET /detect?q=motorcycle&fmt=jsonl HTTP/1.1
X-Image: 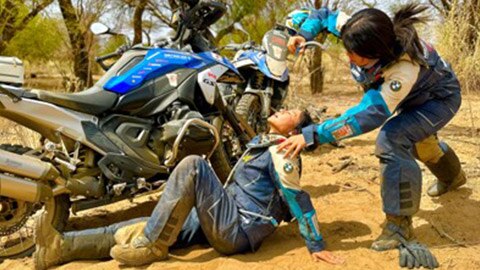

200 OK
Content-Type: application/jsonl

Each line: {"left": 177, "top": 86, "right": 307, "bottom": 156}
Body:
{"left": 0, "top": 0, "right": 254, "bottom": 260}
{"left": 221, "top": 23, "right": 290, "bottom": 133}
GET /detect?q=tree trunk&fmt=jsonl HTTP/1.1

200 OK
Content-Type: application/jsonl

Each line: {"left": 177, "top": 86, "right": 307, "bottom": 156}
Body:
{"left": 310, "top": 49, "right": 324, "bottom": 94}
{"left": 58, "top": 0, "right": 93, "bottom": 90}
{"left": 0, "top": 0, "right": 19, "bottom": 54}
{"left": 133, "top": 0, "right": 148, "bottom": 45}
{"left": 466, "top": 0, "right": 479, "bottom": 50}
{"left": 309, "top": 0, "right": 324, "bottom": 94}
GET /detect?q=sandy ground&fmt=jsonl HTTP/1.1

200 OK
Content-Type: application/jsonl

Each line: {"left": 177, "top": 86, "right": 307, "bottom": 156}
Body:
{"left": 1, "top": 77, "right": 480, "bottom": 270}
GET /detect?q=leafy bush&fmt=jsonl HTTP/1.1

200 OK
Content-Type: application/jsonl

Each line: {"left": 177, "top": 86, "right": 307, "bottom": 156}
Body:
{"left": 4, "top": 17, "right": 67, "bottom": 62}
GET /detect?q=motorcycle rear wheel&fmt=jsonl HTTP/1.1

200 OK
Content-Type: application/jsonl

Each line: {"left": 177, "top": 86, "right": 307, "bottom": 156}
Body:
{"left": 0, "top": 144, "right": 70, "bottom": 261}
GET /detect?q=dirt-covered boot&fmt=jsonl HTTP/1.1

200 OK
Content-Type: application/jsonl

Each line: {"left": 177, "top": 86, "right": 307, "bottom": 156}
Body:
{"left": 34, "top": 211, "right": 114, "bottom": 270}
{"left": 426, "top": 145, "right": 466, "bottom": 197}
{"left": 371, "top": 215, "right": 414, "bottom": 251}
{"left": 33, "top": 211, "right": 64, "bottom": 270}
{"left": 110, "top": 222, "right": 168, "bottom": 266}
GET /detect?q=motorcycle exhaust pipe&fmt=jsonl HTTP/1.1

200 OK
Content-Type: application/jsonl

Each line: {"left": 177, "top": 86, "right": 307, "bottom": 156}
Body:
{"left": 0, "top": 148, "right": 58, "bottom": 202}
{"left": 0, "top": 173, "right": 53, "bottom": 202}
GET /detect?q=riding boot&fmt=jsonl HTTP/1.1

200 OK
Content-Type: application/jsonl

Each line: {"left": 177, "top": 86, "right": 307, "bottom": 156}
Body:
{"left": 110, "top": 222, "right": 168, "bottom": 266}
{"left": 371, "top": 214, "right": 414, "bottom": 251}
{"left": 33, "top": 212, "right": 115, "bottom": 270}
{"left": 426, "top": 144, "right": 466, "bottom": 197}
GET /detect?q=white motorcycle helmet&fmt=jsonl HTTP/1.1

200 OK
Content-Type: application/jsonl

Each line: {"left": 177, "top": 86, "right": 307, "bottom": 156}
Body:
{"left": 262, "top": 28, "right": 289, "bottom": 77}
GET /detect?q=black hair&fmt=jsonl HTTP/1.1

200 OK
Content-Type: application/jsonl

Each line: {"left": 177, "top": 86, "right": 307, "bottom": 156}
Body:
{"left": 295, "top": 110, "right": 314, "bottom": 134}
{"left": 340, "top": 4, "right": 429, "bottom": 65}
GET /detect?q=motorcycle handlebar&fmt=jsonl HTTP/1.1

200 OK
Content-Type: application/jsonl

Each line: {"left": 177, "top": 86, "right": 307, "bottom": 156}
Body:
{"left": 222, "top": 44, "right": 242, "bottom": 51}
{"left": 222, "top": 42, "right": 262, "bottom": 52}
{"left": 95, "top": 51, "right": 122, "bottom": 71}
{"left": 95, "top": 51, "right": 120, "bottom": 62}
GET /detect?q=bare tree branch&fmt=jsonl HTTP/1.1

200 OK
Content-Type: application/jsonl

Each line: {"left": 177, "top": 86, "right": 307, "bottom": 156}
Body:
{"left": 360, "top": 0, "right": 377, "bottom": 8}
{"left": 146, "top": 1, "right": 174, "bottom": 27}
{"left": 428, "top": 0, "right": 443, "bottom": 13}
{"left": 20, "top": 0, "right": 55, "bottom": 26}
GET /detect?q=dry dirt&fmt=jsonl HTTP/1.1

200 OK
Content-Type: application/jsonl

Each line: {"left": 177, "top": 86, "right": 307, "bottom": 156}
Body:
{"left": 1, "top": 77, "right": 480, "bottom": 270}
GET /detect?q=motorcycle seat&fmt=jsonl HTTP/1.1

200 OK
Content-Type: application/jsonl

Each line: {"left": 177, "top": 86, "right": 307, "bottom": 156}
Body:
{"left": 33, "top": 85, "right": 118, "bottom": 115}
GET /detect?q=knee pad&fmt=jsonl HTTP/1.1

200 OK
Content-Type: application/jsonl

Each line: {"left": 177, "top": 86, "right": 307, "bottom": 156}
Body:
{"left": 414, "top": 135, "right": 444, "bottom": 164}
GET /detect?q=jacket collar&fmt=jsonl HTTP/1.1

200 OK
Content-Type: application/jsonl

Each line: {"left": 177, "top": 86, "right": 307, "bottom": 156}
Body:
{"left": 247, "top": 134, "right": 287, "bottom": 149}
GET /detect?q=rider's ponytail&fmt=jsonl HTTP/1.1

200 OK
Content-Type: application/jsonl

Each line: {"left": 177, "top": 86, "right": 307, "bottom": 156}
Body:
{"left": 392, "top": 4, "right": 429, "bottom": 65}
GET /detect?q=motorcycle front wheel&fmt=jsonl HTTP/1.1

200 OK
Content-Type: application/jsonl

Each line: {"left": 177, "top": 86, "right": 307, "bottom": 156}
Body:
{"left": 209, "top": 117, "right": 247, "bottom": 183}
{"left": 235, "top": 93, "right": 264, "bottom": 133}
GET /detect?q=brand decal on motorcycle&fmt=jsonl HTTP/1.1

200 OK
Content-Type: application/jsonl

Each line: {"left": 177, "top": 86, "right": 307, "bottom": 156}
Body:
{"left": 207, "top": 72, "right": 217, "bottom": 80}
{"left": 203, "top": 78, "right": 215, "bottom": 86}
{"left": 271, "top": 36, "right": 287, "bottom": 47}
{"left": 163, "top": 53, "right": 192, "bottom": 60}
{"left": 198, "top": 65, "right": 228, "bottom": 105}
{"left": 166, "top": 73, "right": 179, "bottom": 87}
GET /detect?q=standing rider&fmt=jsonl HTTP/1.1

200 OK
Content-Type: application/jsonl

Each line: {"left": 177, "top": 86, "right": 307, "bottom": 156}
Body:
{"left": 280, "top": 4, "right": 466, "bottom": 251}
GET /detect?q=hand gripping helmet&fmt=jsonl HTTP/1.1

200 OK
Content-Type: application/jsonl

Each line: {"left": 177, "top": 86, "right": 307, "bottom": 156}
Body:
{"left": 284, "top": 8, "right": 311, "bottom": 36}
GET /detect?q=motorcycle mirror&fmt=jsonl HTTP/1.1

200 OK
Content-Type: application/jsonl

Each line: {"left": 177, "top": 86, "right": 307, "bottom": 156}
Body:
{"left": 233, "top": 22, "right": 250, "bottom": 40}
{"left": 90, "top": 22, "right": 110, "bottom": 35}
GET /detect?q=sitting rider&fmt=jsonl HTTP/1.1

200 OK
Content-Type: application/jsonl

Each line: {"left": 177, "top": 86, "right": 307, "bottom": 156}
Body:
{"left": 34, "top": 109, "right": 344, "bottom": 270}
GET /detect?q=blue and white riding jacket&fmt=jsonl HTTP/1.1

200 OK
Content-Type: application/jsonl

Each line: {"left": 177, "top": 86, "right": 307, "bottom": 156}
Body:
{"left": 225, "top": 134, "right": 325, "bottom": 253}
{"left": 287, "top": 8, "right": 461, "bottom": 146}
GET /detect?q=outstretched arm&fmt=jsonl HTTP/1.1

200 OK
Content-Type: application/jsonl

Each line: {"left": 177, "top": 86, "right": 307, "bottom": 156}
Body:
{"left": 278, "top": 59, "right": 420, "bottom": 157}
{"left": 287, "top": 7, "right": 350, "bottom": 54}
{"left": 298, "top": 8, "right": 351, "bottom": 40}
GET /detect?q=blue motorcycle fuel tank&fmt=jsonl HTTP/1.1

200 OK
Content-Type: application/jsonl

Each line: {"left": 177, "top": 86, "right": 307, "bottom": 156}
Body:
{"left": 104, "top": 48, "right": 240, "bottom": 94}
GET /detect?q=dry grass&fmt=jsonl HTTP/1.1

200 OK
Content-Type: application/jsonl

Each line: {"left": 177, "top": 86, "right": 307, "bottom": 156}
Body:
{"left": 435, "top": 4, "right": 480, "bottom": 94}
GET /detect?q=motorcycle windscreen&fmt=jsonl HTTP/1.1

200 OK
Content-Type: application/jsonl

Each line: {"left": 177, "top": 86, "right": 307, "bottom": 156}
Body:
{"left": 263, "top": 29, "right": 289, "bottom": 77}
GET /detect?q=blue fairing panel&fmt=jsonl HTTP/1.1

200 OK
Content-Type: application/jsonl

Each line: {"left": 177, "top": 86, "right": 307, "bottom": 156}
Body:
{"left": 237, "top": 51, "right": 289, "bottom": 82}
{"left": 104, "top": 49, "right": 240, "bottom": 94}
{"left": 104, "top": 49, "right": 209, "bottom": 94}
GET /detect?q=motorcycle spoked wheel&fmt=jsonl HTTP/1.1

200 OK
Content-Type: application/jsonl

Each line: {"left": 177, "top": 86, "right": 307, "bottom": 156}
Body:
{"left": 0, "top": 144, "right": 70, "bottom": 261}
{"left": 235, "top": 93, "right": 264, "bottom": 133}
{"left": 210, "top": 117, "right": 246, "bottom": 183}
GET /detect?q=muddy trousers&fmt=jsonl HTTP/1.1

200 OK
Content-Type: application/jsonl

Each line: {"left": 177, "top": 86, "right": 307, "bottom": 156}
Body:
{"left": 375, "top": 92, "right": 462, "bottom": 216}
{"left": 57, "top": 157, "right": 251, "bottom": 261}
{"left": 144, "top": 155, "right": 250, "bottom": 254}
